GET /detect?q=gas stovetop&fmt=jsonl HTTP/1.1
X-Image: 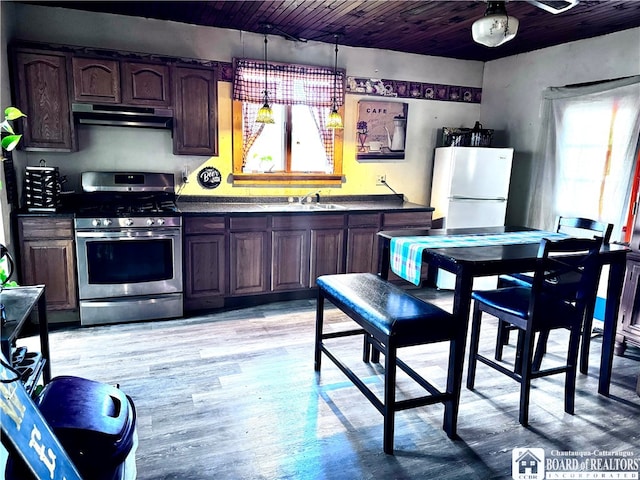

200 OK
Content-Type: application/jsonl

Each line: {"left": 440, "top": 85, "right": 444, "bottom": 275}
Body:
{"left": 74, "top": 171, "right": 179, "bottom": 218}
{"left": 74, "top": 192, "right": 180, "bottom": 217}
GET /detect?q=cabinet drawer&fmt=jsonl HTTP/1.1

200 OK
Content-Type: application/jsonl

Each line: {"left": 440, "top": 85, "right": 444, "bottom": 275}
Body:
{"left": 348, "top": 213, "right": 380, "bottom": 227}
{"left": 19, "top": 218, "right": 74, "bottom": 239}
{"left": 229, "top": 216, "right": 269, "bottom": 231}
{"left": 185, "top": 216, "right": 226, "bottom": 234}
{"left": 272, "top": 214, "right": 345, "bottom": 230}
{"left": 382, "top": 211, "right": 432, "bottom": 229}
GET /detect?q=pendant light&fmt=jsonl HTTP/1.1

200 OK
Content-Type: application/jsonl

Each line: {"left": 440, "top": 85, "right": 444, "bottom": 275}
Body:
{"left": 256, "top": 31, "right": 275, "bottom": 124}
{"left": 327, "top": 34, "right": 343, "bottom": 129}
{"left": 472, "top": 1, "right": 519, "bottom": 48}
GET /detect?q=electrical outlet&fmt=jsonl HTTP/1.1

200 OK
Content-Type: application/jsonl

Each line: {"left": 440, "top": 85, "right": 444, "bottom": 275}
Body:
{"left": 181, "top": 166, "right": 190, "bottom": 184}
{"left": 376, "top": 174, "right": 386, "bottom": 185}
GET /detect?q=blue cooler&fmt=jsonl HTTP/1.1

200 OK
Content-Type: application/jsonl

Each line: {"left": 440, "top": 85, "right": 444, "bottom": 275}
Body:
{"left": 6, "top": 376, "right": 138, "bottom": 480}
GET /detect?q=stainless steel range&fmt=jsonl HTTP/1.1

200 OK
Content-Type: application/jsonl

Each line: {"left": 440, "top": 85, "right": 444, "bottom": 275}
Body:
{"left": 74, "top": 172, "right": 183, "bottom": 326}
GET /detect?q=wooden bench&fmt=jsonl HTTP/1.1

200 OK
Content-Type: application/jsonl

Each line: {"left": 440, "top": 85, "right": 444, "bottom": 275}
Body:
{"left": 314, "top": 273, "right": 465, "bottom": 454}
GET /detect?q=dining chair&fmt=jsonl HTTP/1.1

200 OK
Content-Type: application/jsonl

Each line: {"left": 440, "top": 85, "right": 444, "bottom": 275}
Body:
{"left": 495, "top": 216, "right": 613, "bottom": 372}
{"left": 466, "top": 237, "right": 603, "bottom": 426}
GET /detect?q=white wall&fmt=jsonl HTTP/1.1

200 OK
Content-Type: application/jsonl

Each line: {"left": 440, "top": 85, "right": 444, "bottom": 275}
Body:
{"left": 2, "top": 3, "right": 484, "bottom": 205}
{"left": 481, "top": 27, "right": 640, "bottom": 226}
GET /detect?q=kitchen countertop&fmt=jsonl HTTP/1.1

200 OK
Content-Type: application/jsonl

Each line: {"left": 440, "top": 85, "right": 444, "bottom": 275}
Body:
{"left": 178, "top": 201, "right": 432, "bottom": 215}
{"left": 178, "top": 194, "right": 433, "bottom": 215}
{"left": 15, "top": 194, "right": 434, "bottom": 217}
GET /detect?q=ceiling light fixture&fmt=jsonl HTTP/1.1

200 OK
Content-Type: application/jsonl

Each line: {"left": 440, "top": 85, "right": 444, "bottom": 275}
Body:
{"left": 472, "top": 1, "right": 519, "bottom": 48}
{"left": 327, "top": 34, "right": 343, "bottom": 130}
{"left": 256, "top": 29, "right": 275, "bottom": 124}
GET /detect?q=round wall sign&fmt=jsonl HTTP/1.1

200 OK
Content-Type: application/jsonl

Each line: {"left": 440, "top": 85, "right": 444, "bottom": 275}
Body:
{"left": 197, "top": 167, "right": 222, "bottom": 189}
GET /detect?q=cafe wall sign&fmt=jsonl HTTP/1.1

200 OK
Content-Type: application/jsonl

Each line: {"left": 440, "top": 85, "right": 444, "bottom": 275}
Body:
{"left": 356, "top": 101, "right": 409, "bottom": 161}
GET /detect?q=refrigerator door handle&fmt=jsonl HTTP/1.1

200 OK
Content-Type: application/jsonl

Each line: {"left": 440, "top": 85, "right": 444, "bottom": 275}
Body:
{"left": 450, "top": 195, "right": 507, "bottom": 202}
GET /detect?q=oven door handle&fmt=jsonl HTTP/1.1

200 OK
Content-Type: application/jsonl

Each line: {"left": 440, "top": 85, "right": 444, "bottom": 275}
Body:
{"left": 76, "top": 229, "right": 181, "bottom": 239}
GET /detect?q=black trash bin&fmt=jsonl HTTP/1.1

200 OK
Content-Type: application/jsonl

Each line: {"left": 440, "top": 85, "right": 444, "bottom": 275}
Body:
{"left": 6, "top": 376, "right": 138, "bottom": 480}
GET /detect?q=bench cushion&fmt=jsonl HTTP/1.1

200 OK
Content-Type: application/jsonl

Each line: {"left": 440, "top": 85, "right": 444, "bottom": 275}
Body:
{"left": 317, "top": 273, "right": 454, "bottom": 346}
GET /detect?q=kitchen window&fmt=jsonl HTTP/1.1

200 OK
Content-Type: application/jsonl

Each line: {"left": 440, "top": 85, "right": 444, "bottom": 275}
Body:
{"left": 232, "top": 59, "right": 344, "bottom": 185}
{"left": 527, "top": 76, "right": 640, "bottom": 240}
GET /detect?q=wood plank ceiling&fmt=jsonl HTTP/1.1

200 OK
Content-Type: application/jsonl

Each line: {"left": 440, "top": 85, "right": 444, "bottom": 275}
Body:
{"left": 22, "top": 1, "right": 640, "bottom": 61}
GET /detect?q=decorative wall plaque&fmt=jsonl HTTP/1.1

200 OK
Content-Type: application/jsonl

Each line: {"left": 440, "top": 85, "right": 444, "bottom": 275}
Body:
{"left": 197, "top": 167, "right": 222, "bottom": 189}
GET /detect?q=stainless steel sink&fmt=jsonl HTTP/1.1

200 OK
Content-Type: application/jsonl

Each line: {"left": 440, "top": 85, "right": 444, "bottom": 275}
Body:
{"left": 313, "top": 203, "right": 347, "bottom": 210}
{"left": 259, "top": 204, "right": 318, "bottom": 211}
{"left": 258, "top": 203, "right": 346, "bottom": 211}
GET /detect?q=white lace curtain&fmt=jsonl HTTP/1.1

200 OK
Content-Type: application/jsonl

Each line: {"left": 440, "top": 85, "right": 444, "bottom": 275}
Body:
{"left": 526, "top": 76, "right": 640, "bottom": 240}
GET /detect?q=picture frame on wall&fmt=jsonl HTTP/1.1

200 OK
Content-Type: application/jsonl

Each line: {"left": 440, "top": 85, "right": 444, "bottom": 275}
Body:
{"left": 356, "top": 100, "right": 408, "bottom": 161}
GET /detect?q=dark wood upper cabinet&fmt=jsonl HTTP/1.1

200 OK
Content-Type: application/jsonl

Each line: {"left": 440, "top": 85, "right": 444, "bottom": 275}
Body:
{"left": 73, "top": 58, "right": 171, "bottom": 107}
{"left": 13, "top": 42, "right": 218, "bottom": 155}
{"left": 172, "top": 65, "right": 218, "bottom": 156}
{"left": 121, "top": 62, "right": 171, "bottom": 107}
{"left": 14, "top": 49, "right": 76, "bottom": 152}
{"left": 72, "top": 57, "right": 121, "bottom": 103}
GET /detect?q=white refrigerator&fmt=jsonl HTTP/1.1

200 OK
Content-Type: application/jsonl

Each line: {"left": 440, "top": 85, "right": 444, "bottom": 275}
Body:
{"left": 430, "top": 146, "right": 514, "bottom": 290}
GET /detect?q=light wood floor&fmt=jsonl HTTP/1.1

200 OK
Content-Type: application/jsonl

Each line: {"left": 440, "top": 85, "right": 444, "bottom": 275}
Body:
{"left": 17, "top": 289, "right": 640, "bottom": 479}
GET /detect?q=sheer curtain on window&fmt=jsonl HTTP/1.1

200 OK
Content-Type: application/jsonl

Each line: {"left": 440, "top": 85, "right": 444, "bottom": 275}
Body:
{"left": 527, "top": 76, "right": 640, "bottom": 241}
{"left": 233, "top": 59, "right": 344, "bottom": 170}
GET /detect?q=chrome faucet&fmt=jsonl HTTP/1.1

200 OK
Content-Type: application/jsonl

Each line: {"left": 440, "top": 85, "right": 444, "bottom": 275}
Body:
{"left": 299, "top": 190, "right": 320, "bottom": 205}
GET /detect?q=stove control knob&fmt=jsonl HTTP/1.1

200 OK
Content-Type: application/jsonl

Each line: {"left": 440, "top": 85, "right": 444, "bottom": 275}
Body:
{"left": 146, "top": 218, "right": 155, "bottom": 226}
{"left": 124, "top": 218, "right": 134, "bottom": 227}
{"left": 102, "top": 219, "right": 112, "bottom": 227}
{"left": 92, "top": 218, "right": 101, "bottom": 227}
{"left": 156, "top": 218, "right": 165, "bottom": 226}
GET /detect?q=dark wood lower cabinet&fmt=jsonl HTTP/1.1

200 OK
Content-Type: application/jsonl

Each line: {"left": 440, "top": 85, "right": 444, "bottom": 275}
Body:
{"left": 346, "top": 213, "right": 381, "bottom": 274}
{"left": 347, "top": 227, "right": 379, "bottom": 273}
{"left": 184, "top": 234, "right": 226, "bottom": 310}
{"left": 17, "top": 218, "right": 77, "bottom": 311}
{"left": 184, "top": 209, "right": 433, "bottom": 312}
{"left": 615, "top": 205, "right": 640, "bottom": 356}
{"left": 230, "top": 231, "right": 270, "bottom": 296}
{"left": 271, "top": 229, "right": 309, "bottom": 291}
{"left": 616, "top": 253, "right": 640, "bottom": 355}
{"left": 310, "top": 228, "right": 344, "bottom": 285}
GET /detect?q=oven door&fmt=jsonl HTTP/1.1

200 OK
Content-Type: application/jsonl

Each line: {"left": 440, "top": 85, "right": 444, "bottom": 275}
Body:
{"left": 76, "top": 228, "right": 183, "bottom": 300}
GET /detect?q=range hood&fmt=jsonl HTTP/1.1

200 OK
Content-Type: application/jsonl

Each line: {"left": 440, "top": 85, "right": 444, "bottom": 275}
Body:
{"left": 72, "top": 103, "right": 173, "bottom": 129}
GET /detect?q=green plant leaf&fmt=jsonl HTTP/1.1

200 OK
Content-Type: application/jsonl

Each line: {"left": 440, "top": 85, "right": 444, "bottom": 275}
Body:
{"left": 1, "top": 134, "right": 22, "bottom": 151}
{"left": 0, "top": 119, "right": 13, "bottom": 134}
{"left": 4, "top": 107, "right": 26, "bottom": 121}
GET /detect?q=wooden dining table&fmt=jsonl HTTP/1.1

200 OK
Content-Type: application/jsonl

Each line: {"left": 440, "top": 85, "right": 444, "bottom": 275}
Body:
{"left": 377, "top": 226, "right": 629, "bottom": 397}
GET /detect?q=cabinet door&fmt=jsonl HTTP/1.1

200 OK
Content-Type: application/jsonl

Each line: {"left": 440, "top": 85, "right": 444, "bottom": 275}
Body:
{"left": 122, "top": 62, "right": 171, "bottom": 107}
{"left": 184, "top": 234, "right": 226, "bottom": 310}
{"left": 272, "top": 229, "right": 310, "bottom": 291}
{"left": 347, "top": 227, "right": 379, "bottom": 273}
{"left": 173, "top": 66, "right": 218, "bottom": 155}
{"left": 619, "top": 259, "right": 640, "bottom": 349}
{"left": 20, "top": 239, "right": 77, "bottom": 311}
{"left": 72, "top": 57, "right": 121, "bottom": 103}
{"left": 14, "top": 51, "right": 75, "bottom": 151}
{"left": 230, "top": 231, "right": 269, "bottom": 295}
{"left": 310, "top": 228, "right": 344, "bottom": 286}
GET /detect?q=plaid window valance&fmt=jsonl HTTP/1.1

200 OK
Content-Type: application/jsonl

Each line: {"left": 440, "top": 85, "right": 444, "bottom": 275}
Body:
{"left": 233, "top": 58, "right": 345, "bottom": 107}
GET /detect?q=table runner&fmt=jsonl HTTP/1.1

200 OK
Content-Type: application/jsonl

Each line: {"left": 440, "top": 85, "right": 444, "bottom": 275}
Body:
{"left": 390, "top": 230, "right": 569, "bottom": 286}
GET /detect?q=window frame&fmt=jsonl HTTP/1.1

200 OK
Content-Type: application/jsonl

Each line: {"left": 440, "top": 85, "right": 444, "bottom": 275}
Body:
{"left": 232, "top": 100, "right": 344, "bottom": 185}
{"left": 231, "top": 57, "right": 345, "bottom": 186}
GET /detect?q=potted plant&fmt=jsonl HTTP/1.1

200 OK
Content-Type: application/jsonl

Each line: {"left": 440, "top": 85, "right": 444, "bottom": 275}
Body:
{"left": 0, "top": 106, "right": 25, "bottom": 290}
